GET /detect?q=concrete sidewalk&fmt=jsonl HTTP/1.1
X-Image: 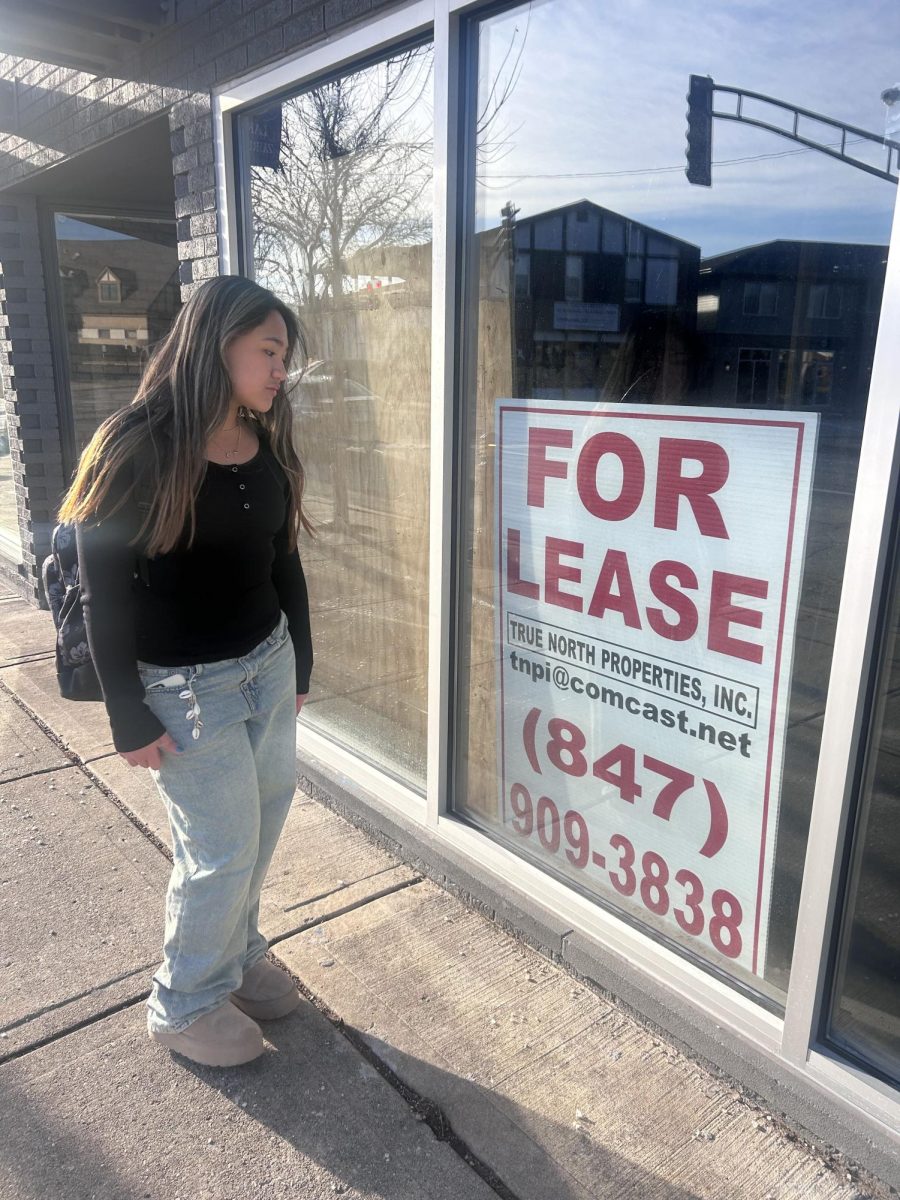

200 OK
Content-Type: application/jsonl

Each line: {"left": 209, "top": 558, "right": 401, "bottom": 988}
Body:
{"left": 0, "top": 587, "right": 892, "bottom": 1200}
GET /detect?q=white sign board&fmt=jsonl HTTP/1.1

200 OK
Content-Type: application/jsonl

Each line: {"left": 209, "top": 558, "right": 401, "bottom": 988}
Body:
{"left": 554, "top": 301, "right": 620, "bottom": 332}
{"left": 496, "top": 401, "right": 818, "bottom": 976}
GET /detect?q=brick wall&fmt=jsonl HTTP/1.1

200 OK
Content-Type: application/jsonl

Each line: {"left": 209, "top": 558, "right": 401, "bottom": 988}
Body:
{"left": 0, "top": 0, "right": 403, "bottom": 600}
{"left": 0, "top": 196, "right": 64, "bottom": 600}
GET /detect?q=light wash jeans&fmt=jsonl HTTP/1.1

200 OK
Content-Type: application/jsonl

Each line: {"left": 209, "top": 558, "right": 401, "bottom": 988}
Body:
{"left": 137, "top": 611, "right": 296, "bottom": 1034}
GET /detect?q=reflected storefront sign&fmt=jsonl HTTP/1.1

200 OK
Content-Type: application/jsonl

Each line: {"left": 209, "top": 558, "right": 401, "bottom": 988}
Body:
{"left": 495, "top": 401, "right": 817, "bottom": 975}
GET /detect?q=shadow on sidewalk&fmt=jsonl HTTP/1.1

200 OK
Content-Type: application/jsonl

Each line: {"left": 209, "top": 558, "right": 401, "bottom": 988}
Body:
{"left": 0, "top": 1005, "right": 704, "bottom": 1200}
{"left": 173, "top": 1016, "right": 705, "bottom": 1200}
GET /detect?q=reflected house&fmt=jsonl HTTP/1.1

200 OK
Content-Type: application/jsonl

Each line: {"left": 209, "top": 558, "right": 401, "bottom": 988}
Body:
{"left": 56, "top": 234, "right": 180, "bottom": 447}
{"left": 696, "top": 240, "right": 888, "bottom": 419}
{"left": 317, "top": 204, "right": 703, "bottom": 414}
{"left": 504, "top": 200, "right": 701, "bottom": 402}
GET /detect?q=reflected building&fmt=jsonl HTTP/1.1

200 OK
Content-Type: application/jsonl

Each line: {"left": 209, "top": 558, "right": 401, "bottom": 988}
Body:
{"left": 695, "top": 240, "right": 888, "bottom": 421}
{"left": 55, "top": 231, "right": 181, "bottom": 452}
{"left": 504, "top": 200, "right": 701, "bottom": 403}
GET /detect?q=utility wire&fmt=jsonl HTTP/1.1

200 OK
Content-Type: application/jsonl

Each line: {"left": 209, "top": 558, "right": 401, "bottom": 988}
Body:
{"left": 477, "top": 136, "right": 872, "bottom": 184}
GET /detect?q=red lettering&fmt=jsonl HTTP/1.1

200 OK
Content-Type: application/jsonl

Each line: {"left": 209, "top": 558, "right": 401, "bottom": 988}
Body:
{"left": 545, "top": 537, "right": 584, "bottom": 612}
{"left": 647, "top": 560, "right": 699, "bottom": 641}
{"left": 527, "top": 427, "right": 572, "bottom": 507}
{"left": 587, "top": 549, "right": 641, "bottom": 629}
{"left": 576, "top": 432, "right": 644, "bottom": 522}
{"left": 655, "top": 439, "right": 729, "bottom": 539}
{"left": 708, "top": 571, "right": 768, "bottom": 663}
{"left": 506, "top": 528, "right": 539, "bottom": 599}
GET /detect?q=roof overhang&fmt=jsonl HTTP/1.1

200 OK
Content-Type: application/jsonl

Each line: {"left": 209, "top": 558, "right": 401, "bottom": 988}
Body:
{"left": 0, "top": 1, "right": 174, "bottom": 75}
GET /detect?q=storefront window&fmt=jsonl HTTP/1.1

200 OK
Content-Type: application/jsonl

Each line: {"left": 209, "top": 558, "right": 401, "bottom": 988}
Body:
{"left": 454, "top": 0, "right": 897, "bottom": 1006}
{"left": 242, "top": 43, "right": 434, "bottom": 789}
{"left": 54, "top": 213, "right": 180, "bottom": 455}
{"left": 827, "top": 528, "right": 900, "bottom": 1084}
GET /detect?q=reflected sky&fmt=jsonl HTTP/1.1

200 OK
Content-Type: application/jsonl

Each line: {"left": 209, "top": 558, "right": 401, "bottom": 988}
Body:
{"left": 55, "top": 215, "right": 135, "bottom": 241}
{"left": 476, "top": 0, "right": 899, "bottom": 253}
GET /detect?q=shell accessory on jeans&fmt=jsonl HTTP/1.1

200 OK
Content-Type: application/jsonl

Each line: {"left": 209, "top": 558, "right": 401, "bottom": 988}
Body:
{"left": 180, "top": 671, "right": 203, "bottom": 740}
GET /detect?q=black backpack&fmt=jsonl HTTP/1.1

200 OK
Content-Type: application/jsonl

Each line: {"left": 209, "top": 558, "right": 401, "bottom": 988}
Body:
{"left": 42, "top": 521, "right": 104, "bottom": 702}
{"left": 41, "top": 475, "right": 153, "bottom": 703}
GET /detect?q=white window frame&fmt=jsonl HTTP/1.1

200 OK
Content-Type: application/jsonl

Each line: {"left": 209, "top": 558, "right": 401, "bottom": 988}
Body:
{"left": 212, "top": 0, "right": 900, "bottom": 1149}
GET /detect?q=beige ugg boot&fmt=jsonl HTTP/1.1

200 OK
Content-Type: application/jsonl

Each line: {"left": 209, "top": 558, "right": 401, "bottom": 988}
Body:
{"left": 149, "top": 1001, "right": 264, "bottom": 1066}
{"left": 230, "top": 956, "right": 301, "bottom": 1020}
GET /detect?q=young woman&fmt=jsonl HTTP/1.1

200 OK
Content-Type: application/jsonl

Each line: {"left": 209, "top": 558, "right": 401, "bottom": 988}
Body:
{"left": 60, "top": 275, "right": 314, "bottom": 1068}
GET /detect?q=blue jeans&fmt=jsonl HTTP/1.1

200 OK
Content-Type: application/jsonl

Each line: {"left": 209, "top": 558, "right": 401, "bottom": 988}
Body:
{"left": 137, "top": 611, "right": 296, "bottom": 1034}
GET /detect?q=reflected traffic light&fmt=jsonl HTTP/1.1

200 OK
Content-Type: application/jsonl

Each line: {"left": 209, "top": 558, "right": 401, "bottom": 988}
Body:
{"left": 686, "top": 74, "right": 713, "bottom": 187}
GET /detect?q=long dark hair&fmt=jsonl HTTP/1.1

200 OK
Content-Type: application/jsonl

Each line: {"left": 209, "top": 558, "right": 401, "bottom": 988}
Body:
{"left": 59, "top": 275, "right": 313, "bottom": 554}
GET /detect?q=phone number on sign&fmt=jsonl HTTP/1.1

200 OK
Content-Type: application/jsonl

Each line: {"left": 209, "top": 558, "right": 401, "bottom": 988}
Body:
{"left": 506, "top": 781, "right": 743, "bottom": 961}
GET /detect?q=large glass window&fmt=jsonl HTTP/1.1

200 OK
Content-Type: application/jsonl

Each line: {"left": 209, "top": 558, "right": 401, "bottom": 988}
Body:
{"left": 827, "top": 525, "right": 900, "bottom": 1083}
{"left": 242, "top": 43, "right": 434, "bottom": 789}
{"left": 53, "top": 213, "right": 180, "bottom": 455}
{"left": 455, "top": 0, "right": 897, "bottom": 1007}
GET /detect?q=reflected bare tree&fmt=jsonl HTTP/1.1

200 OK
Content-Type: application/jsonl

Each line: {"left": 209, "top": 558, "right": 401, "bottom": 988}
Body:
{"left": 251, "top": 46, "right": 434, "bottom": 312}
{"left": 476, "top": 6, "right": 530, "bottom": 172}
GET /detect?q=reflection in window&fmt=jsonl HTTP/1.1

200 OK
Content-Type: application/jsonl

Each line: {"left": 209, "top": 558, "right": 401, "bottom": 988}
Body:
{"left": 645, "top": 258, "right": 678, "bottom": 306}
{"left": 743, "top": 281, "right": 778, "bottom": 316}
{"left": 456, "top": 0, "right": 897, "bottom": 1012}
{"left": 98, "top": 269, "right": 122, "bottom": 303}
{"left": 567, "top": 206, "right": 600, "bottom": 252}
{"left": 515, "top": 252, "right": 531, "bottom": 298}
{"left": 564, "top": 255, "right": 583, "bottom": 301}
{"left": 736, "top": 348, "right": 772, "bottom": 405}
{"left": 245, "top": 43, "right": 434, "bottom": 789}
{"left": 534, "top": 214, "right": 564, "bottom": 250}
{"left": 799, "top": 350, "right": 834, "bottom": 405}
{"left": 828, "top": 529, "right": 900, "bottom": 1083}
{"left": 54, "top": 213, "right": 180, "bottom": 455}
{"left": 625, "top": 255, "right": 643, "bottom": 301}
{"left": 807, "top": 283, "right": 842, "bottom": 319}
{"left": 602, "top": 216, "right": 625, "bottom": 254}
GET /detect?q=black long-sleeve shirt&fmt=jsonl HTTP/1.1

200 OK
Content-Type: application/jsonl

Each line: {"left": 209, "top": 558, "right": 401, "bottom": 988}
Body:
{"left": 76, "top": 433, "right": 313, "bottom": 753}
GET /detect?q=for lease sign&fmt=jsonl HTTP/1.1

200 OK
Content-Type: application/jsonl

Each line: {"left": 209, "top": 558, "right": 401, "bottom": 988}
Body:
{"left": 496, "top": 401, "right": 818, "bottom": 976}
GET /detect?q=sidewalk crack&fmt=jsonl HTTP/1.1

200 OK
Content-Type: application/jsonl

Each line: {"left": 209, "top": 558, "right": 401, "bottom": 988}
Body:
{"left": 0, "top": 963, "right": 158, "bottom": 1034}
{"left": 268, "top": 947, "right": 525, "bottom": 1200}
{"left": 269, "top": 875, "right": 424, "bottom": 944}
{"left": 281, "top": 864, "right": 398, "bottom": 913}
{"left": 0, "top": 990, "right": 149, "bottom": 1067}
{"left": 1, "top": 761, "right": 76, "bottom": 786}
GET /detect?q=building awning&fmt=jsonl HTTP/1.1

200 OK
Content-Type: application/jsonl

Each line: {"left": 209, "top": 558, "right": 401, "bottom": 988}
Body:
{"left": 0, "top": 1, "right": 173, "bottom": 75}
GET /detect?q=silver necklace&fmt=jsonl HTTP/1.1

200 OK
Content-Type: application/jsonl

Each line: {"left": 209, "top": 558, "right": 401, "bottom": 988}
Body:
{"left": 211, "top": 421, "right": 242, "bottom": 460}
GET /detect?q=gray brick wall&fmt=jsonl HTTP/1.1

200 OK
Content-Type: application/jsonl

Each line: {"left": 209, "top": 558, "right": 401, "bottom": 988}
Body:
{"left": 0, "top": 196, "right": 65, "bottom": 601}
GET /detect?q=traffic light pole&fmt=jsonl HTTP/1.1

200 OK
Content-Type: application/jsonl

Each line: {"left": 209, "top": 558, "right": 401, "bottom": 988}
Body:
{"left": 685, "top": 74, "right": 900, "bottom": 187}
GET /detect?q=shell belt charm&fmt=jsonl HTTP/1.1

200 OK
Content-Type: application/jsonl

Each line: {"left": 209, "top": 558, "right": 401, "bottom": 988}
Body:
{"left": 179, "top": 671, "right": 203, "bottom": 740}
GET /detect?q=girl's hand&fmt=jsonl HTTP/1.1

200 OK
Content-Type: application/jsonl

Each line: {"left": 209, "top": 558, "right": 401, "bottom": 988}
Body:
{"left": 296, "top": 693, "right": 309, "bottom": 714}
{"left": 120, "top": 732, "right": 182, "bottom": 770}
